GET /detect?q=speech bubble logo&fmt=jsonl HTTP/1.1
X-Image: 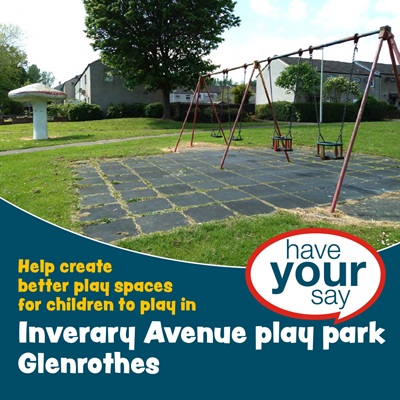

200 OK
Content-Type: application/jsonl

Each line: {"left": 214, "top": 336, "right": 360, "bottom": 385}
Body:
{"left": 246, "top": 228, "right": 385, "bottom": 323}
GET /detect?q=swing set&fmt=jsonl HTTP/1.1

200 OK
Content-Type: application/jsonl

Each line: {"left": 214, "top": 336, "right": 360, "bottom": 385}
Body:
{"left": 174, "top": 26, "right": 400, "bottom": 212}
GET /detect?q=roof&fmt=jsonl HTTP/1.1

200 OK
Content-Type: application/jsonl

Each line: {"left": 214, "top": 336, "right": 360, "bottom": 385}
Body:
{"left": 277, "top": 56, "right": 400, "bottom": 76}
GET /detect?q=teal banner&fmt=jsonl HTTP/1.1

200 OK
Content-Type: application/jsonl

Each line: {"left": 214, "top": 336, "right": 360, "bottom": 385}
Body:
{"left": 1, "top": 198, "right": 399, "bottom": 398}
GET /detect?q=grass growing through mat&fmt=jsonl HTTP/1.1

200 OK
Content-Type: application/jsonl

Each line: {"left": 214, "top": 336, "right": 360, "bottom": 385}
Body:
{"left": 0, "top": 118, "right": 399, "bottom": 265}
{"left": 118, "top": 212, "right": 400, "bottom": 266}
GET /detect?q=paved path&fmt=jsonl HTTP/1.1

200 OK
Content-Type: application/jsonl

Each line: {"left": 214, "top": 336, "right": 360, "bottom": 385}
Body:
{"left": 73, "top": 147, "right": 400, "bottom": 243}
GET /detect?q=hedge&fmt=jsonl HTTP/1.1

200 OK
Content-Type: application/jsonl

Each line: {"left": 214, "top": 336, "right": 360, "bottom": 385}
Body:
{"left": 106, "top": 103, "right": 146, "bottom": 118}
{"left": 255, "top": 97, "right": 388, "bottom": 123}
{"left": 48, "top": 102, "right": 103, "bottom": 121}
{"left": 67, "top": 103, "right": 103, "bottom": 121}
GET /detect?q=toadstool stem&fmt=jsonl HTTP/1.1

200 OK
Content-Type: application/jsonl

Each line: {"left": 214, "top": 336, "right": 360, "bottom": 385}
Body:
{"left": 32, "top": 101, "right": 49, "bottom": 140}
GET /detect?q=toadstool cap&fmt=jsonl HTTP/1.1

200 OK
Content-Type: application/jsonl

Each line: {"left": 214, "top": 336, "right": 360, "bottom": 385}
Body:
{"left": 8, "top": 83, "right": 67, "bottom": 102}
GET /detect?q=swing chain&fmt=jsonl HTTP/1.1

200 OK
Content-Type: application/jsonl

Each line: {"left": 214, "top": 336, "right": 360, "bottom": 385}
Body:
{"left": 288, "top": 49, "right": 303, "bottom": 138}
{"left": 268, "top": 61, "right": 279, "bottom": 137}
{"left": 309, "top": 48, "right": 323, "bottom": 141}
{"left": 339, "top": 37, "right": 359, "bottom": 137}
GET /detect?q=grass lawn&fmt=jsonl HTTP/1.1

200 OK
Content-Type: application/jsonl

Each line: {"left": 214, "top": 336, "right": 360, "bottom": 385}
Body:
{"left": 1, "top": 118, "right": 399, "bottom": 266}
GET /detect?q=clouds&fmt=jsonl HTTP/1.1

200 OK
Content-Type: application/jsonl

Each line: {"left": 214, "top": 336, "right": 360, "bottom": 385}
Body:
{"left": 1, "top": 0, "right": 399, "bottom": 86}
{"left": 249, "top": 0, "right": 309, "bottom": 21}
{"left": 212, "top": 0, "right": 399, "bottom": 83}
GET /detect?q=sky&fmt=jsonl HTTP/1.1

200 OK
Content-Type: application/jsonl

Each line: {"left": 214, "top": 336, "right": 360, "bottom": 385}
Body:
{"left": 1, "top": 0, "right": 400, "bottom": 86}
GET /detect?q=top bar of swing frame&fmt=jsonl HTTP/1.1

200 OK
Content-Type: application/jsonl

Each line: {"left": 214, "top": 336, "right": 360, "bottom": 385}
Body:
{"left": 202, "top": 27, "right": 386, "bottom": 78}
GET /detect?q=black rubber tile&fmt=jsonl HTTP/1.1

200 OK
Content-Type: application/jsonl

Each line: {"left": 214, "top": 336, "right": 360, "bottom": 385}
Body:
{"left": 82, "top": 219, "right": 139, "bottom": 243}
{"left": 340, "top": 184, "right": 381, "bottom": 199}
{"left": 177, "top": 174, "right": 208, "bottom": 183}
{"left": 224, "top": 199, "right": 275, "bottom": 216}
{"left": 367, "top": 169, "right": 399, "bottom": 179}
{"left": 157, "top": 184, "right": 194, "bottom": 195}
{"left": 80, "top": 193, "right": 117, "bottom": 207}
{"left": 262, "top": 194, "right": 314, "bottom": 209}
{"left": 250, "top": 174, "right": 282, "bottom": 184}
{"left": 268, "top": 181, "right": 309, "bottom": 192}
{"left": 127, "top": 198, "right": 172, "bottom": 215}
{"left": 296, "top": 189, "right": 333, "bottom": 205}
{"left": 101, "top": 167, "right": 131, "bottom": 176}
{"left": 106, "top": 174, "right": 141, "bottom": 182}
{"left": 136, "top": 212, "right": 190, "bottom": 234}
{"left": 207, "top": 188, "right": 249, "bottom": 202}
{"left": 339, "top": 196, "right": 400, "bottom": 221}
{"left": 238, "top": 184, "right": 282, "bottom": 197}
{"left": 184, "top": 204, "right": 235, "bottom": 223}
{"left": 112, "top": 180, "right": 148, "bottom": 190}
{"left": 205, "top": 171, "right": 239, "bottom": 179}
{"left": 80, "top": 204, "right": 127, "bottom": 221}
{"left": 145, "top": 176, "right": 183, "bottom": 186}
{"left": 189, "top": 180, "right": 227, "bottom": 190}
{"left": 222, "top": 176, "right": 257, "bottom": 186}
{"left": 236, "top": 169, "right": 267, "bottom": 177}
{"left": 74, "top": 170, "right": 99, "bottom": 179}
{"left": 139, "top": 171, "right": 169, "bottom": 179}
{"left": 77, "top": 177, "right": 104, "bottom": 185}
{"left": 376, "top": 178, "right": 400, "bottom": 191}
{"left": 79, "top": 185, "right": 110, "bottom": 196}
{"left": 170, "top": 193, "right": 214, "bottom": 207}
{"left": 120, "top": 188, "right": 157, "bottom": 201}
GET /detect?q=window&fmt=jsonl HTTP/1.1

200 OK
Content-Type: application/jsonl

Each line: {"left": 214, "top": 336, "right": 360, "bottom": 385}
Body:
{"left": 353, "top": 77, "right": 361, "bottom": 83}
{"left": 104, "top": 71, "right": 114, "bottom": 83}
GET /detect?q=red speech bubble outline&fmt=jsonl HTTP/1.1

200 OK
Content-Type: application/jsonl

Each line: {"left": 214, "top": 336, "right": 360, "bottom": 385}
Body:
{"left": 246, "top": 228, "right": 386, "bottom": 324}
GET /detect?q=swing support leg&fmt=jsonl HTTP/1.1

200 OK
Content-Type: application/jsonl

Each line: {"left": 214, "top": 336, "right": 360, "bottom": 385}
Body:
{"left": 219, "top": 64, "right": 256, "bottom": 169}
{"left": 203, "top": 78, "right": 228, "bottom": 144}
{"left": 174, "top": 77, "right": 202, "bottom": 152}
{"left": 330, "top": 27, "right": 388, "bottom": 213}
{"left": 257, "top": 62, "right": 291, "bottom": 162}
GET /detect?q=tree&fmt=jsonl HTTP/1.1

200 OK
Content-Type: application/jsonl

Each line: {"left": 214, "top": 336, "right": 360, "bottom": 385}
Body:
{"left": 26, "top": 64, "right": 55, "bottom": 86}
{"left": 231, "top": 83, "right": 253, "bottom": 104}
{"left": 0, "top": 24, "right": 27, "bottom": 113}
{"left": 83, "top": 0, "right": 240, "bottom": 119}
{"left": 275, "top": 62, "right": 320, "bottom": 102}
{"left": 323, "top": 76, "right": 360, "bottom": 103}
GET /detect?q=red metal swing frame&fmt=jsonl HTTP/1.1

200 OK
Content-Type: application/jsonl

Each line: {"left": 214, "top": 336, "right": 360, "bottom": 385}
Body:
{"left": 174, "top": 26, "right": 400, "bottom": 213}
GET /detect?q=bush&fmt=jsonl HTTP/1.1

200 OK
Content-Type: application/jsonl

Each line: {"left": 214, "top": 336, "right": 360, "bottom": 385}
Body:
{"left": 0, "top": 97, "right": 25, "bottom": 115}
{"left": 47, "top": 103, "right": 70, "bottom": 117}
{"left": 356, "top": 96, "right": 387, "bottom": 121}
{"left": 144, "top": 102, "right": 163, "bottom": 118}
{"left": 106, "top": 103, "right": 146, "bottom": 119}
{"left": 67, "top": 103, "right": 103, "bottom": 121}
{"left": 126, "top": 103, "right": 146, "bottom": 118}
{"left": 106, "top": 103, "right": 125, "bottom": 119}
{"left": 256, "top": 101, "right": 292, "bottom": 121}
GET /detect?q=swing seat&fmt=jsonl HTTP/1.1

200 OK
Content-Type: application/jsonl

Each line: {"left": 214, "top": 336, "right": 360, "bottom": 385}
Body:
{"left": 272, "top": 135, "right": 293, "bottom": 152}
{"left": 231, "top": 132, "right": 243, "bottom": 141}
{"left": 316, "top": 141, "right": 343, "bottom": 160}
{"left": 210, "top": 131, "right": 223, "bottom": 138}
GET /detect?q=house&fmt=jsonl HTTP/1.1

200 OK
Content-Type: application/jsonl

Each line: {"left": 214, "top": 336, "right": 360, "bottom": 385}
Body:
{"left": 54, "top": 75, "right": 80, "bottom": 102}
{"left": 56, "top": 59, "right": 256, "bottom": 114}
{"left": 170, "top": 88, "right": 219, "bottom": 104}
{"left": 256, "top": 57, "right": 400, "bottom": 107}
{"left": 73, "top": 59, "right": 163, "bottom": 112}
{"left": 170, "top": 84, "right": 256, "bottom": 104}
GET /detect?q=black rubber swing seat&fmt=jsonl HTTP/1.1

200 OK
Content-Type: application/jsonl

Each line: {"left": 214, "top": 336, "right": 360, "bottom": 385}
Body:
{"left": 316, "top": 141, "right": 343, "bottom": 160}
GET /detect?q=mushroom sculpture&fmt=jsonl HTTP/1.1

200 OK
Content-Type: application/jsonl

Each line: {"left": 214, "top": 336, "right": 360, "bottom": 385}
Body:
{"left": 8, "top": 83, "right": 67, "bottom": 140}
